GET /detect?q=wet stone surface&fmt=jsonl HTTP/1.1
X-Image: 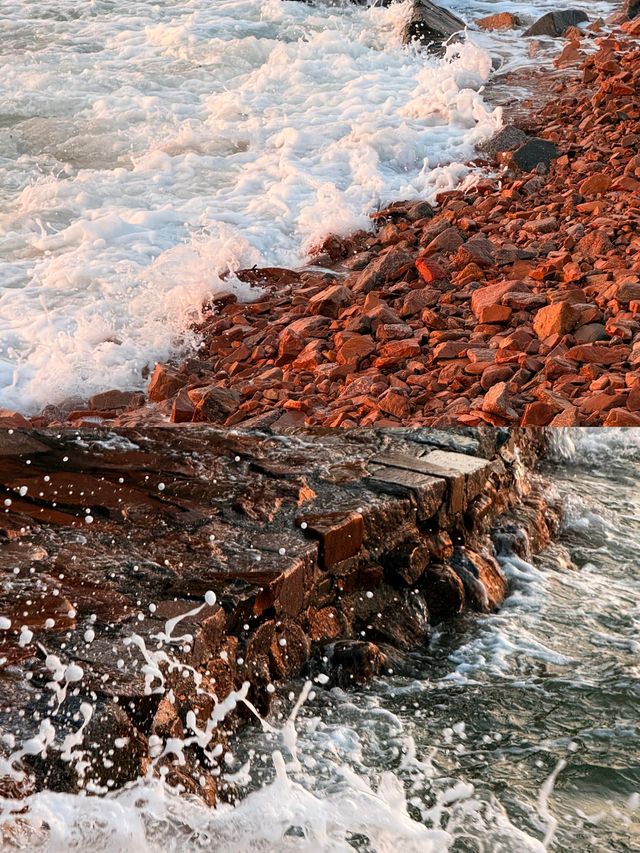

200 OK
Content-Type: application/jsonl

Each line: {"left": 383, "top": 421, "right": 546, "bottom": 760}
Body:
{"left": 0, "top": 426, "right": 556, "bottom": 801}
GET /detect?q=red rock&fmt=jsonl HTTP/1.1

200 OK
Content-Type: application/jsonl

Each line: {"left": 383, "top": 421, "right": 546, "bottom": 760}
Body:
{"left": 579, "top": 173, "right": 612, "bottom": 195}
{"left": 374, "top": 339, "right": 422, "bottom": 364}
{"left": 549, "top": 407, "right": 580, "bottom": 426}
{"left": 454, "top": 236, "right": 495, "bottom": 269}
{"left": 375, "top": 323, "right": 413, "bottom": 341}
{"left": 617, "top": 281, "right": 640, "bottom": 303}
{"left": 478, "top": 304, "right": 512, "bottom": 324}
{"left": 415, "top": 256, "right": 448, "bottom": 284}
{"left": 577, "top": 230, "right": 614, "bottom": 258}
{"left": 471, "top": 280, "right": 529, "bottom": 318}
{"left": 580, "top": 392, "right": 627, "bottom": 415}
{"left": 433, "top": 341, "right": 467, "bottom": 360}
{"left": 352, "top": 248, "right": 413, "bottom": 293}
{"left": 278, "top": 316, "right": 330, "bottom": 359}
{"left": 564, "top": 344, "right": 630, "bottom": 365}
{"left": 336, "top": 334, "right": 376, "bottom": 365}
{"left": 191, "top": 385, "right": 241, "bottom": 422}
{"left": 628, "top": 383, "right": 640, "bottom": 412}
{"left": 170, "top": 389, "right": 196, "bottom": 424}
{"left": 521, "top": 401, "right": 557, "bottom": 426}
{"left": 88, "top": 390, "right": 144, "bottom": 410}
{"left": 401, "top": 288, "right": 439, "bottom": 316}
{"left": 480, "top": 365, "right": 514, "bottom": 390}
{"left": 378, "top": 390, "right": 411, "bottom": 419}
{"left": 308, "top": 284, "right": 354, "bottom": 318}
{"left": 603, "top": 408, "right": 640, "bottom": 426}
{"left": 148, "top": 364, "right": 185, "bottom": 402}
{"left": 476, "top": 11, "right": 519, "bottom": 29}
{"left": 0, "top": 409, "right": 31, "bottom": 428}
{"left": 533, "top": 301, "right": 578, "bottom": 340}
{"left": 424, "top": 226, "right": 463, "bottom": 255}
{"left": 482, "top": 381, "right": 517, "bottom": 420}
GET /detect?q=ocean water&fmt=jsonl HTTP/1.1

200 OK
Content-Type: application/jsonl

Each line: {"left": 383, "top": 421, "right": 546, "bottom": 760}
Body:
{"left": 0, "top": 0, "right": 610, "bottom": 414}
{"left": 1, "top": 429, "right": 639, "bottom": 851}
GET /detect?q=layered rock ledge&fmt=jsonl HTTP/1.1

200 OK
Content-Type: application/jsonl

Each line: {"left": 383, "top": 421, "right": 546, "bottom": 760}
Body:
{"left": 1, "top": 426, "right": 558, "bottom": 802}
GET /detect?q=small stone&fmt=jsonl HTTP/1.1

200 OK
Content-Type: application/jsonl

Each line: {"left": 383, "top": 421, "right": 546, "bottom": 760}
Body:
{"left": 579, "top": 173, "right": 612, "bottom": 195}
{"left": 147, "top": 364, "right": 185, "bottom": 402}
{"left": 482, "top": 381, "right": 517, "bottom": 420}
{"left": 308, "top": 284, "right": 354, "bottom": 319}
{"left": 476, "top": 11, "right": 519, "bottom": 30}
{"left": 533, "top": 302, "right": 578, "bottom": 340}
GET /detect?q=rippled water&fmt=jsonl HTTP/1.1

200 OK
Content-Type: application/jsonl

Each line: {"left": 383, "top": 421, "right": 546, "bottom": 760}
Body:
{"left": 2, "top": 429, "right": 638, "bottom": 851}
{"left": 0, "top": 0, "right": 611, "bottom": 412}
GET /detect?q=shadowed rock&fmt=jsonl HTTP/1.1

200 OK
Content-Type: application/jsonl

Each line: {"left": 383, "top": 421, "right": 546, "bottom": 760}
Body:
{"left": 523, "top": 10, "right": 588, "bottom": 38}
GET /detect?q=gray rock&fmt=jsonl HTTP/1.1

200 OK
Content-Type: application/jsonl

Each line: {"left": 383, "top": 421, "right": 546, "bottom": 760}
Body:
{"left": 402, "top": 0, "right": 466, "bottom": 48}
{"left": 511, "top": 138, "right": 558, "bottom": 172}
{"left": 523, "top": 10, "right": 588, "bottom": 38}
{"left": 478, "top": 124, "right": 529, "bottom": 160}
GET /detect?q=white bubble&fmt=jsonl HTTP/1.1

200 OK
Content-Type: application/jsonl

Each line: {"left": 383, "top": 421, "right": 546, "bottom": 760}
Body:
{"left": 204, "top": 590, "right": 217, "bottom": 607}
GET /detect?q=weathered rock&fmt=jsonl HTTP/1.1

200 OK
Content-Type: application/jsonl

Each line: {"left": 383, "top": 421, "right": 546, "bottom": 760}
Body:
{"left": 476, "top": 12, "right": 520, "bottom": 30}
{"left": 402, "top": 0, "right": 466, "bottom": 48}
{"left": 511, "top": 138, "right": 558, "bottom": 172}
{"left": 523, "top": 10, "right": 588, "bottom": 38}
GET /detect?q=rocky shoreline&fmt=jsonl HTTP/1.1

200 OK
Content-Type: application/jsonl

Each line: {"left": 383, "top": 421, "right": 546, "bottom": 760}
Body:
{"left": 0, "top": 426, "right": 560, "bottom": 803}
{"left": 2, "top": 7, "right": 639, "bottom": 431}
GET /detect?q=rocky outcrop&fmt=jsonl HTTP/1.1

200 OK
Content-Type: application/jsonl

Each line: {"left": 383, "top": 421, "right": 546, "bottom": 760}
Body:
{"left": 0, "top": 427, "right": 557, "bottom": 802}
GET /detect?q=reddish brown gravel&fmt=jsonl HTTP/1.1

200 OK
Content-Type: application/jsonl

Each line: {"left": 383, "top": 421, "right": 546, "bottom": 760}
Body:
{"left": 8, "top": 20, "right": 640, "bottom": 431}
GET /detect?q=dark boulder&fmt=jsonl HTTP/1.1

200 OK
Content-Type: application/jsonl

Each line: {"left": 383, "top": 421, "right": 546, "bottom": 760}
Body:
{"left": 511, "top": 137, "right": 558, "bottom": 172}
{"left": 402, "top": 0, "right": 466, "bottom": 48}
{"left": 523, "top": 10, "right": 588, "bottom": 37}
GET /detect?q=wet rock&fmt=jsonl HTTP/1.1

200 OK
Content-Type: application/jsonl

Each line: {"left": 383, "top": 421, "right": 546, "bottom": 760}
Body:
{"left": 297, "top": 510, "right": 364, "bottom": 569}
{"left": 523, "top": 10, "right": 589, "bottom": 38}
{"left": 381, "top": 539, "right": 431, "bottom": 586}
{"left": 320, "top": 640, "right": 386, "bottom": 687}
{"left": 352, "top": 248, "right": 413, "bottom": 294}
{"left": 451, "top": 548, "right": 506, "bottom": 612}
{"left": 402, "top": 0, "right": 466, "bottom": 48}
{"left": 476, "top": 11, "right": 520, "bottom": 30}
{"left": 191, "top": 386, "right": 241, "bottom": 422}
{"left": 147, "top": 364, "right": 185, "bottom": 402}
{"left": 87, "top": 390, "right": 144, "bottom": 411}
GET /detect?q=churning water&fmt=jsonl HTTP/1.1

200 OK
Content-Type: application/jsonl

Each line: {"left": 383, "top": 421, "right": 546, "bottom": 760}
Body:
{"left": 1, "top": 429, "right": 639, "bottom": 851}
{"left": 0, "top": 0, "right": 610, "bottom": 413}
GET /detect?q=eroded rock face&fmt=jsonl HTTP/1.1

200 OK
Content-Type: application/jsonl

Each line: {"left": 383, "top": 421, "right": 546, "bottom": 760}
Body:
{"left": 0, "top": 427, "right": 554, "bottom": 801}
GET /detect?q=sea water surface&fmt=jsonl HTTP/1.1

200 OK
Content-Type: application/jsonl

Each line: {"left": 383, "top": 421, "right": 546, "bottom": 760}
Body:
{"left": 1, "top": 429, "right": 639, "bottom": 851}
{"left": 0, "top": 0, "right": 611, "bottom": 413}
